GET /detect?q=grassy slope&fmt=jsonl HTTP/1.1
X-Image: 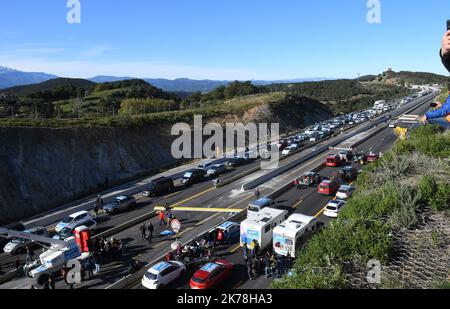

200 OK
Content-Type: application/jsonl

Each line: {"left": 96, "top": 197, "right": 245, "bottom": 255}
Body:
{"left": 273, "top": 125, "right": 450, "bottom": 289}
{"left": 0, "top": 93, "right": 287, "bottom": 128}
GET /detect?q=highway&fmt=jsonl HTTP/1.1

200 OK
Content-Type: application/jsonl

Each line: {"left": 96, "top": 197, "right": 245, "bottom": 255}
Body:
{"left": 0, "top": 92, "right": 437, "bottom": 289}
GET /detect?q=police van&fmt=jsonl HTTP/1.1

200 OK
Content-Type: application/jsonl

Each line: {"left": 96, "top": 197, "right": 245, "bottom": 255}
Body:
{"left": 240, "top": 208, "right": 288, "bottom": 251}
{"left": 272, "top": 214, "right": 318, "bottom": 258}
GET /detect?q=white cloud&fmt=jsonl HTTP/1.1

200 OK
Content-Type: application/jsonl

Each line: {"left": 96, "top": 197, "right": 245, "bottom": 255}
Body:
{"left": 0, "top": 56, "right": 262, "bottom": 80}
{"left": 80, "top": 45, "right": 118, "bottom": 58}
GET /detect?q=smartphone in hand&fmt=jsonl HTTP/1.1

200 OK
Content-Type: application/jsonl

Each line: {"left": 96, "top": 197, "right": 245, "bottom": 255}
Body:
{"left": 447, "top": 20, "right": 450, "bottom": 31}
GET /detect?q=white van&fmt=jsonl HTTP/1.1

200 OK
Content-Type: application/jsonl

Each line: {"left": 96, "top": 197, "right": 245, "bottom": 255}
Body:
{"left": 272, "top": 214, "right": 318, "bottom": 258}
{"left": 240, "top": 208, "right": 288, "bottom": 251}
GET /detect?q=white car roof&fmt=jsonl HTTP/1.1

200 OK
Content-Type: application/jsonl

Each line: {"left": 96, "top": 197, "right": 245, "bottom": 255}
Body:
{"left": 69, "top": 210, "right": 89, "bottom": 218}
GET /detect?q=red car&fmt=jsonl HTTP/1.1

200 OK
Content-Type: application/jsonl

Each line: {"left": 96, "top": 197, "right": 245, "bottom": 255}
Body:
{"left": 318, "top": 180, "right": 340, "bottom": 196}
{"left": 190, "top": 260, "right": 233, "bottom": 289}
{"left": 326, "top": 154, "right": 342, "bottom": 167}
{"left": 367, "top": 153, "right": 380, "bottom": 163}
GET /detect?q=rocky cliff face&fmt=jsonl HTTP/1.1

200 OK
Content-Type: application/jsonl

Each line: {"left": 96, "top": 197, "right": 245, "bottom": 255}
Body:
{"left": 0, "top": 95, "right": 333, "bottom": 225}
{"left": 0, "top": 126, "right": 178, "bottom": 225}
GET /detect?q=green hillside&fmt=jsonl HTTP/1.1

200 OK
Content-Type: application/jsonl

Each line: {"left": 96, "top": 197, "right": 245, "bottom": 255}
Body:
{"left": 3, "top": 78, "right": 95, "bottom": 96}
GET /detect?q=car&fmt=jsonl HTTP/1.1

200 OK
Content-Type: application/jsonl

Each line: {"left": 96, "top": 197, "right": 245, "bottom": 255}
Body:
{"left": 294, "top": 172, "right": 322, "bottom": 189}
{"left": 276, "top": 140, "right": 288, "bottom": 151}
{"left": 190, "top": 260, "right": 234, "bottom": 289}
{"left": 3, "top": 227, "right": 49, "bottom": 255}
{"left": 338, "top": 166, "right": 358, "bottom": 182}
{"left": 0, "top": 222, "right": 25, "bottom": 249}
{"left": 336, "top": 185, "right": 356, "bottom": 200}
{"left": 338, "top": 150, "right": 353, "bottom": 162}
{"left": 55, "top": 211, "right": 93, "bottom": 233}
{"left": 142, "top": 261, "right": 186, "bottom": 289}
{"left": 143, "top": 177, "right": 174, "bottom": 197}
{"left": 103, "top": 195, "right": 137, "bottom": 215}
{"left": 318, "top": 180, "right": 340, "bottom": 196}
{"left": 208, "top": 221, "right": 240, "bottom": 244}
{"left": 353, "top": 152, "right": 368, "bottom": 164}
{"left": 281, "top": 145, "right": 297, "bottom": 156}
{"left": 367, "top": 153, "right": 380, "bottom": 163}
{"left": 181, "top": 169, "right": 206, "bottom": 185}
{"left": 53, "top": 218, "right": 97, "bottom": 240}
{"left": 326, "top": 154, "right": 343, "bottom": 167}
{"left": 227, "top": 157, "right": 248, "bottom": 168}
{"left": 206, "top": 163, "right": 227, "bottom": 177}
{"left": 323, "top": 200, "right": 347, "bottom": 218}
{"left": 197, "top": 161, "right": 214, "bottom": 171}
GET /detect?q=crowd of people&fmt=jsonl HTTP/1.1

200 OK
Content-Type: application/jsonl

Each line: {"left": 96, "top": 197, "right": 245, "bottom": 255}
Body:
{"left": 242, "top": 240, "right": 291, "bottom": 281}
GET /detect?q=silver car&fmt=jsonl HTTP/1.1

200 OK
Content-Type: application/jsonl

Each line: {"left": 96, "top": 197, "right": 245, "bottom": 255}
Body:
{"left": 207, "top": 164, "right": 227, "bottom": 177}
{"left": 3, "top": 227, "right": 49, "bottom": 255}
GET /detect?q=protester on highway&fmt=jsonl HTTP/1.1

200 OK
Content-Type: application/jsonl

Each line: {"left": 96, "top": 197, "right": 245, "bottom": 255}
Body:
{"left": 48, "top": 276, "right": 56, "bottom": 289}
{"left": 159, "top": 211, "right": 165, "bottom": 226}
{"left": 441, "top": 29, "right": 450, "bottom": 72}
{"left": 93, "top": 252, "right": 101, "bottom": 274}
{"left": 264, "top": 252, "right": 271, "bottom": 278}
{"left": 247, "top": 260, "right": 253, "bottom": 280}
{"left": 13, "top": 256, "right": 21, "bottom": 270}
{"left": 139, "top": 223, "right": 147, "bottom": 240}
{"left": 216, "top": 229, "right": 224, "bottom": 246}
{"left": 254, "top": 188, "right": 260, "bottom": 199}
{"left": 147, "top": 222, "right": 154, "bottom": 243}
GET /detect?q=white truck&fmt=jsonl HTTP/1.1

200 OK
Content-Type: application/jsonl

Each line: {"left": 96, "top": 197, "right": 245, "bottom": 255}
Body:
{"left": 0, "top": 226, "right": 91, "bottom": 285}
{"left": 240, "top": 208, "right": 288, "bottom": 251}
{"left": 272, "top": 214, "right": 318, "bottom": 258}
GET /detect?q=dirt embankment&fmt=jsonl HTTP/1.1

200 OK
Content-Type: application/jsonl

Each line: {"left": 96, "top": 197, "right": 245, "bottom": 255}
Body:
{"left": 0, "top": 95, "right": 332, "bottom": 224}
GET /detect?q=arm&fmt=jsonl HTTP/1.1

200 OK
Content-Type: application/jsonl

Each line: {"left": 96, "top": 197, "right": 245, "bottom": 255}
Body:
{"left": 441, "top": 31, "right": 450, "bottom": 72}
{"left": 426, "top": 99, "right": 450, "bottom": 119}
{"left": 440, "top": 50, "right": 450, "bottom": 73}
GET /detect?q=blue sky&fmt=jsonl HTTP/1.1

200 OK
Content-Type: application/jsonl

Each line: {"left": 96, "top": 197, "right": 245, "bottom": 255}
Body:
{"left": 0, "top": 0, "right": 449, "bottom": 80}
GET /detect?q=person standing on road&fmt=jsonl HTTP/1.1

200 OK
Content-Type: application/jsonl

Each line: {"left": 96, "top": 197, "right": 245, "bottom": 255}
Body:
{"left": 13, "top": 256, "right": 21, "bottom": 270}
{"left": 159, "top": 211, "right": 165, "bottom": 226}
{"left": 48, "top": 276, "right": 56, "bottom": 290}
{"left": 147, "top": 222, "right": 154, "bottom": 243}
{"left": 247, "top": 260, "right": 253, "bottom": 281}
{"left": 254, "top": 188, "right": 260, "bottom": 200}
{"left": 139, "top": 223, "right": 147, "bottom": 240}
{"left": 264, "top": 252, "right": 271, "bottom": 278}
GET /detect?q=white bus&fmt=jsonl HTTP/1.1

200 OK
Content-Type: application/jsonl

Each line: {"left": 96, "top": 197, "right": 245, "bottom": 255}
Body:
{"left": 272, "top": 214, "right": 318, "bottom": 258}
{"left": 240, "top": 208, "right": 288, "bottom": 251}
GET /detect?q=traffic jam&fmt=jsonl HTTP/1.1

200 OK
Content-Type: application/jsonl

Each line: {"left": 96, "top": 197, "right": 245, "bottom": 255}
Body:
{"left": 0, "top": 93, "right": 421, "bottom": 290}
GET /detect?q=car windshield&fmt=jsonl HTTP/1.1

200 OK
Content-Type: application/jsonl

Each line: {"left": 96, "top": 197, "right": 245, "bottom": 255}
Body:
{"left": 338, "top": 189, "right": 348, "bottom": 194}
{"left": 59, "top": 227, "right": 73, "bottom": 238}
{"left": 248, "top": 206, "right": 260, "bottom": 212}
{"left": 61, "top": 217, "right": 73, "bottom": 224}
{"left": 327, "top": 206, "right": 337, "bottom": 211}
{"left": 145, "top": 272, "right": 158, "bottom": 281}
{"left": 191, "top": 275, "right": 206, "bottom": 284}
{"left": 183, "top": 172, "right": 193, "bottom": 178}
{"left": 11, "top": 237, "right": 26, "bottom": 243}
{"left": 147, "top": 183, "right": 156, "bottom": 189}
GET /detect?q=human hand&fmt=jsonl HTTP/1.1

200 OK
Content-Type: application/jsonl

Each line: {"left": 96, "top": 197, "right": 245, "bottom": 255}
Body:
{"left": 441, "top": 31, "right": 450, "bottom": 58}
{"left": 419, "top": 115, "right": 428, "bottom": 124}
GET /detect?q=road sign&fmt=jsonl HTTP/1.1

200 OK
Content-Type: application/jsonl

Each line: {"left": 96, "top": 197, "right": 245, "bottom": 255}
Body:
{"left": 171, "top": 219, "right": 181, "bottom": 233}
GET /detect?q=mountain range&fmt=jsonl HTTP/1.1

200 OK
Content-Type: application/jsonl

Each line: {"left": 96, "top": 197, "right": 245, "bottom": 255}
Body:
{"left": 0, "top": 66, "right": 333, "bottom": 93}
